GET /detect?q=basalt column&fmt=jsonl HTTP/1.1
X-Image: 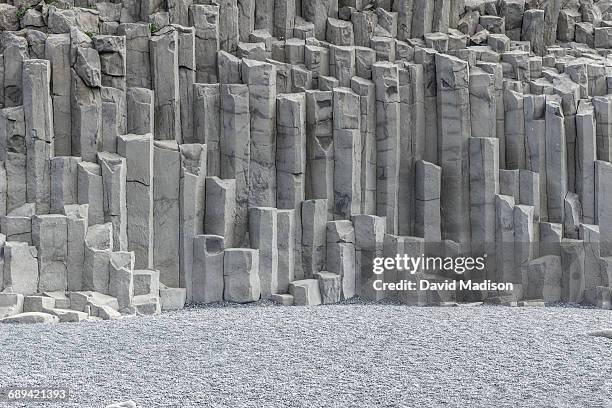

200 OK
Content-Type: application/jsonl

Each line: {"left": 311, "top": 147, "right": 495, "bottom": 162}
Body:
{"left": 23, "top": 59, "right": 54, "bottom": 215}
{"left": 220, "top": 84, "right": 250, "bottom": 248}
{"left": 373, "top": 62, "right": 400, "bottom": 235}
{"left": 436, "top": 53, "right": 471, "bottom": 250}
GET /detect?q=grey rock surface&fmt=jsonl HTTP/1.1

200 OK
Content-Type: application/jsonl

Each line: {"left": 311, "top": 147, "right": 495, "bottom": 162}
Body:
{"left": 0, "top": 0, "right": 610, "bottom": 323}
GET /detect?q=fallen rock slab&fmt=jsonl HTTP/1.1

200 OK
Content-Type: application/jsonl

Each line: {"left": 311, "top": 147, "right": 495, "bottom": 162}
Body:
{"left": 588, "top": 329, "right": 612, "bottom": 339}
{"left": 1, "top": 312, "right": 60, "bottom": 324}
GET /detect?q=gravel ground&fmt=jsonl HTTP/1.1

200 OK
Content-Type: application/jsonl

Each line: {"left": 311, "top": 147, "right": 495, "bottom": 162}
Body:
{"left": 0, "top": 302, "right": 611, "bottom": 408}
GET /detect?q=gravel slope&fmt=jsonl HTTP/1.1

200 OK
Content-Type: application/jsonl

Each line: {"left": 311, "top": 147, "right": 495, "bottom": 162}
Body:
{"left": 0, "top": 303, "right": 611, "bottom": 408}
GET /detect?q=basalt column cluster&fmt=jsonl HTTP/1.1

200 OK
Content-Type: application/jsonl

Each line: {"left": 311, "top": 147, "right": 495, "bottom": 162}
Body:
{"left": 1, "top": 0, "right": 612, "bottom": 323}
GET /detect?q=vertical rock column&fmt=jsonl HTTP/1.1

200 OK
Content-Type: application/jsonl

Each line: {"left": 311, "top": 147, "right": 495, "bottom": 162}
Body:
{"left": 98, "top": 152, "right": 127, "bottom": 252}
{"left": 127, "top": 87, "right": 154, "bottom": 135}
{"left": 504, "top": 87, "right": 526, "bottom": 170}
{"left": 305, "top": 90, "right": 334, "bottom": 219}
{"left": 153, "top": 141, "right": 181, "bottom": 287}
{"left": 411, "top": 0, "right": 434, "bottom": 38}
{"left": 350, "top": 77, "right": 376, "bottom": 215}
{"left": 117, "top": 23, "right": 152, "bottom": 89}
{"left": 177, "top": 26, "right": 196, "bottom": 144}
{"left": 242, "top": 59, "right": 277, "bottom": 208}
{"left": 193, "top": 83, "right": 220, "bottom": 176}
{"left": 218, "top": 0, "right": 239, "bottom": 53}
{"left": 83, "top": 223, "right": 113, "bottom": 294}
{"left": 101, "top": 86, "right": 127, "bottom": 153}
{"left": 150, "top": 26, "right": 181, "bottom": 143}
{"left": 276, "top": 93, "right": 306, "bottom": 280}
{"left": 65, "top": 204, "right": 88, "bottom": 291}
{"left": 554, "top": 77, "right": 579, "bottom": 194}
{"left": 354, "top": 214, "right": 385, "bottom": 300}
{"left": 596, "top": 160, "right": 612, "bottom": 257}
{"left": 77, "top": 161, "right": 104, "bottom": 226}
{"left": 397, "top": 67, "right": 421, "bottom": 235}
{"left": 238, "top": 0, "right": 255, "bottom": 42}
{"left": 276, "top": 209, "right": 295, "bottom": 293}
{"left": 524, "top": 94, "right": 547, "bottom": 222}
{"left": 109, "top": 251, "right": 135, "bottom": 311}
{"left": 3, "top": 34, "right": 29, "bottom": 108}
{"left": 514, "top": 204, "right": 536, "bottom": 290}
{"left": 274, "top": 0, "right": 295, "bottom": 39}
{"left": 477, "top": 62, "right": 505, "bottom": 166}
{"left": 4, "top": 242, "right": 38, "bottom": 295}
{"left": 542, "top": 0, "right": 561, "bottom": 46}
{"left": 496, "top": 194, "right": 515, "bottom": 284}
{"left": 593, "top": 96, "right": 612, "bottom": 163}
{"left": 0, "top": 107, "right": 26, "bottom": 213}
{"left": 545, "top": 96, "right": 567, "bottom": 224}
{"left": 205, "top": 176, "right": 237, "bottom": 246}
{"left": 45, "top": 34, "right": 72, "bottom": 156}
{"left": 469, "top": 68, "right": 496, "bottom": 139}
{"left": 192, "top": 234, "right": 225, "bottom": 303}
{"left": 470, "top": 138, "right": 500, "bottom": 281}
{"left": 397, "top": 0, "right": 414, "bottom": 41}
{"left": 168, "top": 0, "right": 194, "bottom": 25}
{"left": 255, "top": 0, "right": 274, "bottom": 34}
{"left": 333, "top": 87, "right": 361, "bottom": 220}
{"left": 190, "top": 4, "right": 220, "bottom": 84}
{"left": 248, "top": 207, "right": 278, "bottom": 298}
{"left": 302, "top": 0, "right": 338, "bottom": 41}
{"left": 373, "top": 62, "right": 400, "bottom": 234}
{"left": 326, "top": 220, "right": 355, "bottom": 299}
{"left": 117, "top": 133, "right": 154, "bottom": 269}
{"left": 220, "top": 84, "right": 250, "bottom": 247}
{"left": 23, "top": 59, "right": 54, "bottom": 215}
{"left": 436, "top": 53, "right": 471, "bottom": 249}
{"left": 416, "top": 159, "right": 443, "bottom": 244}
{"left": 179, "top": 144, "right": 207, "bottom": 302}
{"left": 71, "top": 32, "right": 102, "bottom": 162}
{"left": 576, "top": 100, "right": 597, "bottom": 224}
{"left": 33, "top": 214, "right": 67, "bottom": 292}
{"left": 95, "top": 35, "right": 127, "bottom": 92}
{"left": 223, "top": 248, "right": 260, "bottom": 303}
{"left": 50, "top": 157, "right": 81, "bottom": 214}
{"left": 302, "top": 199, "right": 327, "bottom": 278}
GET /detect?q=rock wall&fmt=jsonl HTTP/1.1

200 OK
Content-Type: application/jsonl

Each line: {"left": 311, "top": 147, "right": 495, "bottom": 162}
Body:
{"left": 1, "top": 0, "right": 612, "bottom": 322}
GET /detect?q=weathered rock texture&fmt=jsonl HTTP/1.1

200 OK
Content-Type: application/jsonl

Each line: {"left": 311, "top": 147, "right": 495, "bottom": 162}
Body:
{"left": 2, "top": 0, "right": 612, "bottom": 324}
